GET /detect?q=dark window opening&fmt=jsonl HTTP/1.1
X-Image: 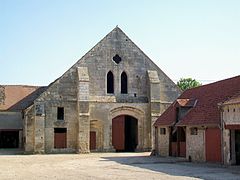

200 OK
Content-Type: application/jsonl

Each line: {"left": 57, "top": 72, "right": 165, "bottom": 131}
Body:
{"left": 57, "top": 107, "right": 64, "bottom": 120}
{"left": 121, "top": 72, "right": 128, "bottom": 94}
{"left": 190, "top": 128, "right": 198, "bottom": 135}
{"left": 112, "top": 54, "right": 122, "bottom": 64}
{"left": 160, "top": 128, "right": 166, "bottom": 135}
{"left": 107, "top": 71, "right": 114, "bottom": 94}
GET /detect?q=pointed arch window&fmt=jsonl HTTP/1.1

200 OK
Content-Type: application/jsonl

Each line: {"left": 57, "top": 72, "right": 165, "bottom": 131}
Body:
{"left": 107, "top": 71, "right": 114, "bottom": 94}
{"left": 121, "top": 72, "right": 128, "bottom": 94}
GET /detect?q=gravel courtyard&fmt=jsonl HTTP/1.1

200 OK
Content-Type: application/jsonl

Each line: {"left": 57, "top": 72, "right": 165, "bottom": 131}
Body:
{"left": 0, "top": 152, "right": 239, "bottom": 180}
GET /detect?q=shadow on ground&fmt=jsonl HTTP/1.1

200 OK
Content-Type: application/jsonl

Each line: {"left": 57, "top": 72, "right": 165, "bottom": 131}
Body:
{"left": 100, "top": 154, "right": 240, "bottom": 180}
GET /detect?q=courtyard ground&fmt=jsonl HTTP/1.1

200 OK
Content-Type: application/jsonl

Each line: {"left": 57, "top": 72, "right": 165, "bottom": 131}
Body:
{"left": 0, "top": 152, "right": 239, "bottom": 180}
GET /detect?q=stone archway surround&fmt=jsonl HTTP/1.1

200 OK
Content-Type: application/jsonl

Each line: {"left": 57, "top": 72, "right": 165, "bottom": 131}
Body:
{"left": 109, "top": 106, "right": 145, "bottom": 151}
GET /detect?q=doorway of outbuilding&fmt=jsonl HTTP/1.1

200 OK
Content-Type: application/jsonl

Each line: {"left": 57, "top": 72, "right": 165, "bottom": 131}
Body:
{"left": 170, "top": 127, "right": 186, "bottom": 157}
{"left": 0, "top": 130, "right": 19, "bottom": 148}
{"left": 112, "top": 115, "right": 138, "bottom": 152}
{"left": 235, "top": 130, "right": 240, "bottom": 165}
{"left": 205, "top": 128, "right": 221, "bottom": 162}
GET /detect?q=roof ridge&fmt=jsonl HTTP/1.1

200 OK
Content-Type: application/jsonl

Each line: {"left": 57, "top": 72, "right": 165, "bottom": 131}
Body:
{"left": 0, "top": 85, "right": 46, "bottom": 88}
{"left": 36, "top": 26, "right": 121, "bottom": 98}
{"left": 183, "top": 75, "right": 240, "bottom": 93}
{"left": 155, "top": 75, "right": 240, "bottom": 127}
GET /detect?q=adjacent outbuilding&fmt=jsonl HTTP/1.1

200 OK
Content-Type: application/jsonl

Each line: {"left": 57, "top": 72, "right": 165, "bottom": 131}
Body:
{"left": 0, "top": 85, "right": 46, "bottom": 149}
{"left": 220, "top": 94, "right": 240, "bottom": 165}
{"left": 154, "top": 76, "right": 240, "bottom": 165}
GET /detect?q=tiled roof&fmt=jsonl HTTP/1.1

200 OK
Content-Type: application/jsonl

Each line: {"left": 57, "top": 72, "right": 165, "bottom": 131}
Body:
{"left": 155, "top": 75, "right": 240, "bottom": 127}
{"left": 221, "top": 93, "right": 240, "bottom": 105}
{"left": 0, "top": 85, "right": 47, "bottom": 111}
{"left": 154, "top": 103, "right": 177, "bottom": 126}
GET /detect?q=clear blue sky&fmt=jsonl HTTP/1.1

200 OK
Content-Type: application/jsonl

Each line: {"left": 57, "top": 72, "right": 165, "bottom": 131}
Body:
{"left": 1, "top": 0, "right": 239, "bottom": 86}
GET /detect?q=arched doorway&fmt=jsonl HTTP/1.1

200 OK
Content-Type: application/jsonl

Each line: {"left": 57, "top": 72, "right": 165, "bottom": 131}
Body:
{"left": 112, "top": 115, "right": 138, "bottom": 152}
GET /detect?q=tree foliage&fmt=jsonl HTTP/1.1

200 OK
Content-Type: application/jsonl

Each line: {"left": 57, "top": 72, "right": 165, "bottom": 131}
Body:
{"left": 177, "top": 78, "right": 201, "bottom": 91}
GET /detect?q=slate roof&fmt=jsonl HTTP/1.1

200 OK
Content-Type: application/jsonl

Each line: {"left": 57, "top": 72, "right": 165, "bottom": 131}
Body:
{"left": 0, "top": 85, "right": 47, "bottom": 111}
{"left": 154, "top": 75, "right": 240, "bottom": 127}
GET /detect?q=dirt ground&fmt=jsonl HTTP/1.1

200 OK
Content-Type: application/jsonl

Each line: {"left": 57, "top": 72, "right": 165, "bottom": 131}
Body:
{"left": 0, "top": 152, "right": 239, "bottom": 180}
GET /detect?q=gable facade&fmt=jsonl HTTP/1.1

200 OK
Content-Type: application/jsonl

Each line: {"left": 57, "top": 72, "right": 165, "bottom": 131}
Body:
{"left": 23, "top": 27, "right": 180, "bottom": 153}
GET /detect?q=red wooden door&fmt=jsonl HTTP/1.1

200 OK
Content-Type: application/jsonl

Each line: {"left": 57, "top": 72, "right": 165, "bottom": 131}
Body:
{"left": 90, "top": 131, "right": 96, "bottom": 150}
{"left": 179, "top": 142, "right": 186, "bottom": 157}
{"left": 205, "top": 128, "right": 221, "bottom": 162}
{"left": 112, "top": 115, "right": 125, "bottom": 151}
{"left": 54, "top": 132, "right": 66, "bottom": 148}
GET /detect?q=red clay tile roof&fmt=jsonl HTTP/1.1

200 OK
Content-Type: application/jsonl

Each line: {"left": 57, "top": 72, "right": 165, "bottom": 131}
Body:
{"left": 155, "top": 75, "right": 240, "bottom": 127}
{"left": 221, "top": 93, "right": 240, "bottom": 105}
{"left": 154, "top": 103, "right": 177, "bottom": 126}
{"left": 0, "top": 85, "right": 46, "bottom": 111}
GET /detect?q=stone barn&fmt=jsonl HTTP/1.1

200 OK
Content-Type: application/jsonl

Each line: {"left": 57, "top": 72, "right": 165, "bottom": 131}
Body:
{"left": 1, "top": 27, "right": 181, "bottom": 153}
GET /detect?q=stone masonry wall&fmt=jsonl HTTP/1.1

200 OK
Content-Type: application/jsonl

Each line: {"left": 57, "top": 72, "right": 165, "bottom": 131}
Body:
{"left": 24, "top": 106, "right": 35, "bottom": 153}
{"left": 157, "top": 126, "right": 170, "bottom": 156}
{"left": 186, "top": 127, "right": 205, "bottom": 162}
{"left": 44, "top": 101, "right": 78, "bottom": 153}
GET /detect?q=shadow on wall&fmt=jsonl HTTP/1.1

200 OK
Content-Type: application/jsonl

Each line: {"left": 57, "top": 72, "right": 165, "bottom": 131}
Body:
{"left": 100, "top": 155, "right": 239, "bottom": 179}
